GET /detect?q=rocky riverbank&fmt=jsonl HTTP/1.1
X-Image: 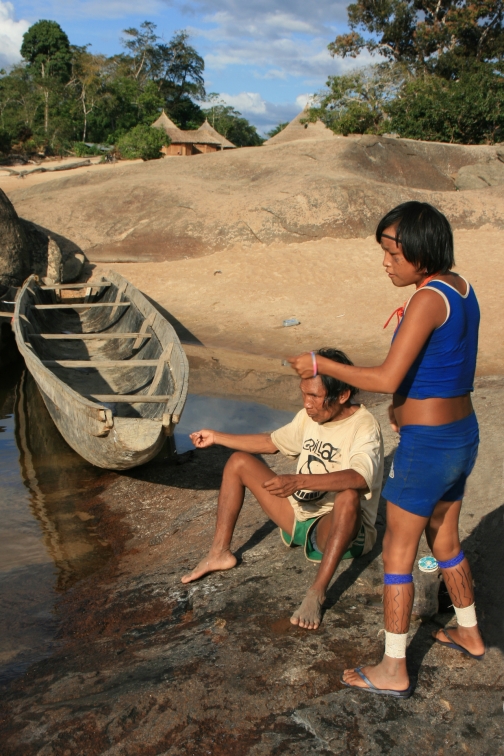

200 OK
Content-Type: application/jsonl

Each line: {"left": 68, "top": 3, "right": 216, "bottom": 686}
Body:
{"left": 1, "top": 357, "right": 502, "bottom": 756}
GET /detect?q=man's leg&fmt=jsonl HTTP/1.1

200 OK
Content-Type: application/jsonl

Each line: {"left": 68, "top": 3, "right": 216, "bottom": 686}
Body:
{"left": 182, "top": 451, "right": 295, "bottom": 584}
{"left": 290, "top": 489, "right": 361, "bottom": 630}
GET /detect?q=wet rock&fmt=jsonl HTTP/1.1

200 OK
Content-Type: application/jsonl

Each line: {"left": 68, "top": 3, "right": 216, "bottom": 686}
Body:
{"left": 0, "top": 382, "right": 502, "bottom": 754}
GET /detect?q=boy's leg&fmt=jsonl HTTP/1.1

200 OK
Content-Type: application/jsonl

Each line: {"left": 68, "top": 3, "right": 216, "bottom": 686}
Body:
{"left": 182, "top": 451, "right": 295, "bottom": 584}
{"left": 427, "top": 500, "right": 485, "bottom": 656}
{"left": 290, "top": 488, "right": 362, "bottom": 630}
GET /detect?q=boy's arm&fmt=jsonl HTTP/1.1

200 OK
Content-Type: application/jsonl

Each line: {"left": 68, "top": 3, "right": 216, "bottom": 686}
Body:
{"left": 190, "top": 429, "right": 278, "bottom": 454}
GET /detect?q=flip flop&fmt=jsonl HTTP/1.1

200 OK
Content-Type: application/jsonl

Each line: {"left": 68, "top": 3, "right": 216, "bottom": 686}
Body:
{"left": 433, "top": 628, "right": 485, "bottom": 660}
{"left": 340, "top": 667, "right": 414, "bottom": 699}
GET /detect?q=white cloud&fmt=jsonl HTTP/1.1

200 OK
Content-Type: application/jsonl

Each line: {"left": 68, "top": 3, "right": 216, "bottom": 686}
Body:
{"left": 0, "top": 2, "right": 30, "bottom": 69}
{"left": 295, "top": 93, "right": 314, "bottom": 110}
{"left": 218, "top": 91, "right": 267, "bottom": 114}
{"left": 179, "top": 0, "right": 374, "bottom": 84}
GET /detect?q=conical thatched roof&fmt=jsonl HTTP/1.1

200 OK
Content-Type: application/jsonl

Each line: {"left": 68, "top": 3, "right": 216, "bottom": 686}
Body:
{"left": 195, "top": 119, "right": 236, "bottom": 149}
{"left": 151, "top": 112, "right": 236, "bottom": 147}
{"left": 151, "top": 111, "right": 188, "bottom": 142}
{"left": 264, "top": 107, "right": 335, "bottom": 145}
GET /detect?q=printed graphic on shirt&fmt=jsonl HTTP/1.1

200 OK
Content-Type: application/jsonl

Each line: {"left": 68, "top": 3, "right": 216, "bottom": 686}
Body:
{"left": 292, "top": 441, "right": 341, "bottom": 502}
{"left": 302, "top": 438, "right": 340, "bottom": 462}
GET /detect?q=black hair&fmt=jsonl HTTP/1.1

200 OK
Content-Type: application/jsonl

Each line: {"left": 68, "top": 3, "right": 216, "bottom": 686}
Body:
{"left": 316, "top": 348, "right": 358, "bottom": 403}
{"left": 376, "top": 201, "right": 454, "bottom": 275}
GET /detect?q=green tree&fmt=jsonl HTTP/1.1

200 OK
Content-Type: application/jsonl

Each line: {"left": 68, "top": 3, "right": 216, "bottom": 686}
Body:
{"left": 69, "top": 47, "right": 106, "bottom": 142}
{"left": 121, "top": 21, "right": 158, "bottom": 82}
{"left": 116, "top": 123, "right": 169, "bottom": 159}
{"left": 266, "top": 121, "right": 288, "bottom": 138}
{"left": 20, "top": 20, "right": 72, "bottom": 134}
{"left": 202, "top": 97, "right": 263, "bottom": 146}
{"left": 329, "top": 1, "right": 504, "bottom": 78}
{"left": 387, "top": 63, "right": 504, "bottom": 143}
{"left": 0, "top": 65, "right": 41, "bottom": 143}
{"left": 310, "top": 64, "right": 407, "bottom": 135}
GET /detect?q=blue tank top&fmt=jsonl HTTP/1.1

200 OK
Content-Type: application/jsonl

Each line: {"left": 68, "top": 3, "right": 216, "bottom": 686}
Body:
{"left": 394, "top": 277, "right": 480, "bottom": 399}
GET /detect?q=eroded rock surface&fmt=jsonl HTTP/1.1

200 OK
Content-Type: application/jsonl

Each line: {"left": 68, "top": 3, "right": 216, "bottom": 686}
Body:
{"left": 0, "top": 188, "right": 85, "bottom": 291}
{"left": 455, "top": 154, "right": 504, "bottom": 190}
{"left": 5, "top": 137, "right": 504, "bottom": 264}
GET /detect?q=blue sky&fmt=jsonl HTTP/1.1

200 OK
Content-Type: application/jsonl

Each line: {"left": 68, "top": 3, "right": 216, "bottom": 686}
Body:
{"left": 0, "top": 0, "right": 373, "bottom": 134}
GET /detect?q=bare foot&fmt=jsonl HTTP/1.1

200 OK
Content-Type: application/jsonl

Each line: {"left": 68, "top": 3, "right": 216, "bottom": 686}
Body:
{"left": 181, "top": 549, "right": 237, "bottom": 584}
{"left": 342, "top": 657, "right": 410, "bottom": 692}
{"left": 432, "top": 626, "right": 485, "bottom": 657}
{"left": 290, "top": 588, "right": 324, "bottom": 630}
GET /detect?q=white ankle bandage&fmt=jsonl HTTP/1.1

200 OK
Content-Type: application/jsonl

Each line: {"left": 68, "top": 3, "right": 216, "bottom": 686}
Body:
{"left": 454, "top": 603, "right": 477, "bottom": 628}
{"left": 384, "top": 631, "right": 408, "bottom": 658}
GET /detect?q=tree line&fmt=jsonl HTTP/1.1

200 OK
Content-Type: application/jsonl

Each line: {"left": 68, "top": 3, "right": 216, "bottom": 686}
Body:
{"left": 0, "top": 20, "right": 263, "bottom": 158}
{"left": 310, "top": 0, "right": 504, "bottom": 144}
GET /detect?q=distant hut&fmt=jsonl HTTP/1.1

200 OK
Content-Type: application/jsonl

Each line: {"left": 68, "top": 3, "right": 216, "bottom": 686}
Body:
{"left": 264, "top": 106, "right": 334, "bottom": 145}
{"left": 151, "top": 111, "right": 236, "bottom": 155}
{"left": 195, "top": 119, "right": 236, "bottom": 150}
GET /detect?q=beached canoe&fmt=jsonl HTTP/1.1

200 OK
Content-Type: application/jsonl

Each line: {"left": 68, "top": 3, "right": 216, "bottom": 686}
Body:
{"left": 14, "top": 272, "right": 189, "bottom": 470}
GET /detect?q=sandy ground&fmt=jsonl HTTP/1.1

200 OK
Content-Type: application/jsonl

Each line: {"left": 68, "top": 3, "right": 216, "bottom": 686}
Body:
{"left": 94, "top": 228, "right": 504, "bottom": 375}
{"left": 0, "top": 156, "right": 142, "bottom": 190}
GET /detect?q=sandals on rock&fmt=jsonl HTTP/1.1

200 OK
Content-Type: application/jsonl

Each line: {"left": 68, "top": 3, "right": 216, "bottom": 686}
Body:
{"left": 433, "top": 628, "right": 485, "bottom": 660}
{"left": 340, "top": 667, "right": 414, "bottom": 699}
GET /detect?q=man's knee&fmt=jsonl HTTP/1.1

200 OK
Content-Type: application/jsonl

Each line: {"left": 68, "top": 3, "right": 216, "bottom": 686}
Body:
{"left": 224, "top": 451, "right": 255, "bottom": 477}
{"left": 332, "top": 489, "right": 360, "bottom": 521}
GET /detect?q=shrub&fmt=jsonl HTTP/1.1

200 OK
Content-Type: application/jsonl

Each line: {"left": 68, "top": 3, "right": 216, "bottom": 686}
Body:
{"left": 116, "top": 124, "right": 170, "bottom": 160}
{"left": 73, "top": 141, "right": 101, "bottom": 157}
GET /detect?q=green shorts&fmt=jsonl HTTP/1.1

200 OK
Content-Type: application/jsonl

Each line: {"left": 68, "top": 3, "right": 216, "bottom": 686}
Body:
{"left": 280, "top": 517, "right": 366, "bottom": 563}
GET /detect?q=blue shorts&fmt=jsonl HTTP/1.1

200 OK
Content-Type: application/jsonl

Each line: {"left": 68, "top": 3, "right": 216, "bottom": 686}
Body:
{"left": 382, "top": 413, "right": 479, "bottom": 518}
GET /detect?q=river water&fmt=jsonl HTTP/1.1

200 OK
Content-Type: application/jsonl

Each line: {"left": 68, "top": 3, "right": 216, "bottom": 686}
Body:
{"left": 0, "top": 368, "right": 293, "bottom": 684}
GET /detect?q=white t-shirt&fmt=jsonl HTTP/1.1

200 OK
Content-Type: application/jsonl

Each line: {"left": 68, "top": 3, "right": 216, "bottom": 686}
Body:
{"left": 270, "top": 405, "right": 384, "bottom": 554}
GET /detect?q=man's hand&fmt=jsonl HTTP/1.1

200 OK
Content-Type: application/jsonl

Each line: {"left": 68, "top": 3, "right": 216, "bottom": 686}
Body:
{"left": 388, "top": 404, "right": 399, "bottom": 433}
{"left": 287, "top": 352, "right": 314, "bottom": 379}
{"left": 189, "top": 429, "right": 216, "bottom": 448}
{"left": 262, "top": 474, "right": 302, "bottom": 498}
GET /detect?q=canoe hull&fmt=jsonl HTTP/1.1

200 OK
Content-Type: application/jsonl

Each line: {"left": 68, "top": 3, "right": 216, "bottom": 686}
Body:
{"left": 41, "top": 389, "right": 166, "bottom": 470}
{"left": 14, "top": 272, "right": 188, "bottom": 470}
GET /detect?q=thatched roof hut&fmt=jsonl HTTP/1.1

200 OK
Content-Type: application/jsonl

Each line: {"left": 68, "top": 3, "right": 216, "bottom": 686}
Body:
{"left": 264, "top": 107, "right": 335, "bottom": 145}
{"left": 151, "top": 111, "right": 236, "bottom": 155}
{"left": 195, "top": 120, "right": 236, "bottom": 149}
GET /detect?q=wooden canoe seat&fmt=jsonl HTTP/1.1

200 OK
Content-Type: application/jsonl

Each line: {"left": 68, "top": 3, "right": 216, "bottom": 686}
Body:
{"left": 40, "top": 282, "right": 111, "bottom": 290}
{"left": 0, "top": 312, "right": 13, "bottom": 318}
{"left": 90, "top": 395, "right": 170, "bottom": 403}
{"left": 42, "top": 359, "right": 160, "bottom": 367}
{"left": 31, "top": 302, "right": 131, "bottom": 310}
{"left": 30, "top": 332, "right": 153, "bottom": 340}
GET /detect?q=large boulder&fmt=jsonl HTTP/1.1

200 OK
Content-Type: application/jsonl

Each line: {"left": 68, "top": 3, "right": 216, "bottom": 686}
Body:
{"left": 455, "top": 154, "right": 504, "bottom": 190}
{"left": 0, "top": 188, "right": 86, "bottom": 294}
{"left": 0, "top": 187, "right": 32, "bottom": 291}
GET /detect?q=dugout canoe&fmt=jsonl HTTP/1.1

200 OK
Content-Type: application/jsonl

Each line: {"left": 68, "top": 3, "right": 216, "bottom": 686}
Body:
{"left": 14, "top": 272, "right": 189, "bottom": 470}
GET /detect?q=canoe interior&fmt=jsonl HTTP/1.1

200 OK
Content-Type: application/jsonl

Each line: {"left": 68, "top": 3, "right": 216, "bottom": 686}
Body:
{"left": 20, "top": 277, "right": 177, "bottom": 420}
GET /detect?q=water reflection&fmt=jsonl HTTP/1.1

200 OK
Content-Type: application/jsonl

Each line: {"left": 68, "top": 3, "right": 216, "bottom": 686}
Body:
{"left": 0, "top": 370, "right": 295, "bottom": 685}
{"left": 175, "top": 394, "right": 294, "bottom": 454}
{"left": 0, "top": 370, "right": 112, "bottom": 684}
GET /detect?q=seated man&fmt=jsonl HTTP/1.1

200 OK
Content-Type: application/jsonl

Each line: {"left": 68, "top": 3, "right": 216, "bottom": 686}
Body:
{"left": 182, "top": 348, "right": 384, "bottom": 630}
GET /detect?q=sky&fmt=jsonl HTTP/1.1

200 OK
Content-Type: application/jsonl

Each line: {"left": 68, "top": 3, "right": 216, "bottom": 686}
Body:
{"left": 0, "top": 0, "right": 373, "bottom": 134}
